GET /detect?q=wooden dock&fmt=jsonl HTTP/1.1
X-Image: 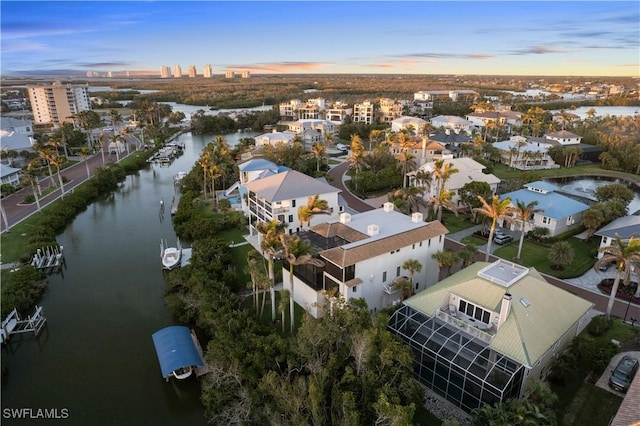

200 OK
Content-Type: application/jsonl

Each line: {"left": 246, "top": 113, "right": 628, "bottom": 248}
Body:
{"left": 30, "top": 246, "right": 64, "bottom": 273}
{"left": 1, "top": 305, "right": 47, "bottom": 344}
{"left": 190, "top": 329, "right": 209, "bottom": 377}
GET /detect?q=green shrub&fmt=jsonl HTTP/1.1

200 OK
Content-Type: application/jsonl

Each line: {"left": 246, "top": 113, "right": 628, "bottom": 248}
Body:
{"left": 588, "top": 315, "right": 613, "bottom": 337}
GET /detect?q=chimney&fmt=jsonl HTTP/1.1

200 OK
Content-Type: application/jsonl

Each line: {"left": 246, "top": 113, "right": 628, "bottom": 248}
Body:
{"left": 383, "top": 202, "right": 394, "bottom": 212}
{"left": 498, "top": 293, "right": 512, "bottom": 328}
{"left": 367, "top": 224, "right": 379, "bottom": 236}
{"left": 339, "top": 213, "right": 351, "bottom": 224}
{"left": 411, "top": 212, "right": 423, "bottom": 223}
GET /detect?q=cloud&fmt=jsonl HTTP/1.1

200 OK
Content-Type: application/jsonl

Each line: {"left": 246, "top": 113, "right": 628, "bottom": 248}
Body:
{"left": 77, "top": 61, "right": 136, "bottom": 69}
{"left": 369, "top": 59, "right": 419, "bottom": 69}
{"left": 226, "top": 62, "right": 329, "bottom": 72}
{"left": 391, "top": 52, "right": 494, "bottom": 60}
{"left": 506, "top": 45, "right": 565, "bottom": 55}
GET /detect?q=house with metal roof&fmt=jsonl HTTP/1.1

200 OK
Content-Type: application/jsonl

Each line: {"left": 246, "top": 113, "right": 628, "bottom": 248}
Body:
{"left": 245, "top": 169, "right": 344, "bottom": 235}
{"left": 500, "top": 181, "right": 590, "bottom": 237}
{"left": 0, "top": 163, "right": 22, "bottom": 188}
{"left": 595, "top": 216, "right": 640, "bottom": 258}
{"left": 388, "top": 259, "right": 594, "bottom": 413}
{"left": 284, "top": 203, "right": 448, "bottom": 317}
{"left": 391, "top": 116, "right": 427, "bottom": 133}
{"left": 253, "top": 131, "right": 294, "bottom": 148}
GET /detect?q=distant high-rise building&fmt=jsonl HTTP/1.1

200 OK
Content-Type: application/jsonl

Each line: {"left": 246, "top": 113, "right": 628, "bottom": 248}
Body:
{"left": 174, "top": 65, "right": 182, "bottom": 78}
{"left": 160, "top": 66, "right": 172, "bottom": 78}
{"left": 27, "top": 82, "right": 91, "bottom": 128}
{"left": 107, "top": 71, "right": 114, "bottom": 78}
{"left": 203, "top": 64, "right": 213, "bottom": 78}
{"left": 241, "top": 70, "right": 251, "bottom": 79}
{"left": 188, "top": 65, "right": 197, "bottom": 78}
{"left": 225, "top": 70, "right": 235, "bottom": 79}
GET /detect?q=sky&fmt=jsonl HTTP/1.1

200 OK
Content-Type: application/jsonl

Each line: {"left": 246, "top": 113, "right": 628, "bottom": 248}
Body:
{"left": 1, "top": 1, "right": 639, "bottom": 77}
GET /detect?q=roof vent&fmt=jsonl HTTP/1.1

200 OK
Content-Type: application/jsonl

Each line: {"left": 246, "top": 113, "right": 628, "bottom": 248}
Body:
{"left": 411, "top": 212, "right": 423, "bottom": 223}
{"left": 520, "top": 297, "right": 531, "bottom": 308}
{"left": 339, "top": 213, "right": 351, "bottom": 224}
{"left": 383, "top": 202, "right": 394, "bottom": 212}
{"left": 367, "top": 224, "right": 379, "bottom": 236}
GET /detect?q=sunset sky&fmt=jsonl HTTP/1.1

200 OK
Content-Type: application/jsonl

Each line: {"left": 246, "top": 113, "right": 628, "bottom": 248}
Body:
{"left": 1, "top": 1, "right": 638, "bottom": 76}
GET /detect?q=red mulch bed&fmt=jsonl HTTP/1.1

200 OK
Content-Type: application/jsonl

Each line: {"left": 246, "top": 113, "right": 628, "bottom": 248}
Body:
{"left": 598, "top": 278, "right": 640, "bottom": 305}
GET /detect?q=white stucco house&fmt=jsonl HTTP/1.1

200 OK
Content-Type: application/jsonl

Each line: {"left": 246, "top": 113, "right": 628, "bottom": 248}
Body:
{"left": 500, "top": 181, "right": 590, "bottom": 237}
{"left": 0, "top": 163, "right": 22, "bottom": 188}
{"left": 283, "top": 203, "right": 449, "bottom": 317}
{"left": 391, "top": 116, "right": 427, "bottom": 134}
{"left": 493, "top": 136, "right": 559, "bottom": 170}
{"left": 286, "top": 119, "right": 337, "bottom": 146}
{"left": 245, "top": 169, "right": 343, "bottom": 235}
{"left": 430, "top": 115, "right": 474, "bottom": 134}
{"left": 253, "top": 131, "right": 294, "bottom": 148}
{"left": 408, "top": 157, "right": 501, "bottom": 206}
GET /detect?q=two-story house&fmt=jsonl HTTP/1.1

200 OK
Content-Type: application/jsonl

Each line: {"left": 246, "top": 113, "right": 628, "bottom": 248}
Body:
{"left": 500, "top": 181, "right": 590, "bottom": 237}
{"left": 430, "top": 115, "right": 474, "bottom": 134}
{"left": 283, "top": 203, "right": 448, "bottom": 317}
{"left": 245, "top": 169, "right": 343, "bottom": 235}
{"left": 492, "top": 136, "right": 559, "bottom": 170}
{"left": 253, "top": 131, "right": 294, "bottom": 148}
{"left": 594, "top": 216, "right": 640, "bottom": 259}
{"left": 388, "top": 259, "right": 593, "bottom": 413}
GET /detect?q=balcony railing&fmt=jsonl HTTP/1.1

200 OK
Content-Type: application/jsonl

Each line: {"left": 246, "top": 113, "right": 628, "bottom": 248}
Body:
{"left": 435, "top": 308, "right": 494, "bottom": 344}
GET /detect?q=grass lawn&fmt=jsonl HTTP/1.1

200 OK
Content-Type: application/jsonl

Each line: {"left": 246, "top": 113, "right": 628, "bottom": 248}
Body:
{"left": 440, "top": 212, "right": 478, "bottom": 234}
{"left": 460, "top": 235, "right": 488, "bottom": 248}
{"left": 493, "top": 237, "right": 599, "bottom": 279}
{"left": 217, "top": 226, "right": 249, "bottom": 245}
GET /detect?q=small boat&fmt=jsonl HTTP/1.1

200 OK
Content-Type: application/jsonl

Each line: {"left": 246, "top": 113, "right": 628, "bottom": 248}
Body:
{"left": 174, "top": 171, "right": 187, "bottom": 184}
{"left": 161, "top": 238, "right": 182, "bottom": 270}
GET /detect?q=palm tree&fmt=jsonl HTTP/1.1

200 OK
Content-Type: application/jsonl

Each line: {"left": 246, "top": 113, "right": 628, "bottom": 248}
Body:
{"left": 297, "top": 195, "right": 331, "bottom": 229}
{"left": 310, "top": 143, "right": 326, "bottom": 172}
{"left": 402, "top": 259, "right": 422, "bottom": 287}
{"left": 514, "top": 200, "right": 542, "bottom": 260}
{"left": 207, "top": 163, "right": 222, "bottom": 205}
{"left": 23, "top": 159, "right": 42, "bottom": 212}
{"left": 393, "top": 277, "right": 413, "bottom": 300}
{"left": 198, "top": 145, "right": 212, "bottom": 200}
{"left": 79, "top": 146, "right": 91, "bottom": 179}
{"left": 459, "top": 243, "right": 479, "bottom": 268}
{"left": 473, "top": 195, "right": 515, "bottom": 262}
{"left": 548, "top": 241, "right": 575, "bottom": 270}
{"left": 398, "top": 150, "right": 416, "bottom": 188}
{"left": 388, "top": 186, "right": 427, "bottom": 215}
{"left": 255, "top": 220, "right": 286, "bottom": 321}
{"left": 431, "top": 159, "right": 459, "bottom": 220}
{"left": 279, "top": 234, "right": 324, "bottom": 333}
{"left": 278, "top": 289, "right": 290, "bottom": 333}
{"left": 97, "top": 133, "right": 106, "bottom": 165}
{"left": 429, "top": 188, "right": 458, "bottom": 222}
{"left": 347, "top": 134, "right": 366, "bottom": 192}
{"left": 432, "top": 249, "right": 460, "bottom": 277}
{"left": 34, "top": 143, "right": 56, "bottom": 187}
{"left": 594, "top": 237, "right": 640, "bottom": 318}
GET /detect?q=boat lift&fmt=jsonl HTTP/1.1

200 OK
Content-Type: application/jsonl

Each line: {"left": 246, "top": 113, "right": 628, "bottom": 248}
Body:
{"left": 1, "top": 305, "right": 47, "bottom": 344}
{"left": 30, "top": 245, "right": 64, "bottom": 273}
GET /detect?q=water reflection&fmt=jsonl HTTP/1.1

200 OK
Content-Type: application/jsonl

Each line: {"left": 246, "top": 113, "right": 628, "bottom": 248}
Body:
{"left": 0, "top": 131, "right": 255, "bottom": 425}
{"left": 545, "top": 176, "right": 640, "bottom": 213}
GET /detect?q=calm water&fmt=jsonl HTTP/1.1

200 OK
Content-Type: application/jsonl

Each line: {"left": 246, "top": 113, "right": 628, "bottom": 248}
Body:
{"left": 1, "top": 131, "right": 257, "bottom": 425}
{"left": 545, "top": 176, "right": 640, "bottom": 214}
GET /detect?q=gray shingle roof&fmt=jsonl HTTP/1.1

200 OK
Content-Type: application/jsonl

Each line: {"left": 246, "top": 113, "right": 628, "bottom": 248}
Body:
{"left": 245, "top": 170, "right": 340, "bottom": 202}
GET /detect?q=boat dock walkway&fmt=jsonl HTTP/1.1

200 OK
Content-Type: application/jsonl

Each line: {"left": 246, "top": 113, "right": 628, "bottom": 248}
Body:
{"left": 190, "top": 329, "right": 209, "bottom": 378}
{"left": 1, "top": 305, "right": 47, "bottom": 344}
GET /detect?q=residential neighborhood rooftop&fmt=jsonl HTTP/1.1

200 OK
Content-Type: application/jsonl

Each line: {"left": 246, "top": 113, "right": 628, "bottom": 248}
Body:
{"left": 245, "top": 169, "right": 340, "bottom": 202}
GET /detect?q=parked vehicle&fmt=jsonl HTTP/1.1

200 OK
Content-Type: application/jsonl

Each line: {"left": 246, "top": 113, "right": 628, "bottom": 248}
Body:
{"left": 598, "top": 261, "right": 616, "bottom": 272}
{"left": 336, "top": 143, "right": 348, "bottom": 152}
{"left": 609, "top": 355, "right": 639, "bottom": 392}
{"left": 493, "top": 234, "right": 513, "bottom": 245}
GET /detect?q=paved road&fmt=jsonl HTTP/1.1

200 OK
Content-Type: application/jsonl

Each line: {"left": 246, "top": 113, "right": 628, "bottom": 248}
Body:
{"left": 0, "top": 135, "right": 139, "bottom": 233}
{"left": 327, "top": 161, "right": 375, "bottom": 213}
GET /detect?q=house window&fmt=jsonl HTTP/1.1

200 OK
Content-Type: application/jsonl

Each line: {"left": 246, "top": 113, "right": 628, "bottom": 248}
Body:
{"left": 566, "top": 215, "right": 573, "bottom": 225}
{"left": 352, "top": 286, "right": 357, "bottom": 293}
{"left": 288, "top": 215, "right": 293, "bottom": 223}
{"left": 396, "top": 266, "right": 401, "bottom": 277}
{"left": 292, "top": 200, "right": 296, "bottom": 207}
{"left": 439, "top": 235, "right": 443, "bottom": 243}
{"left": 542, "top": 216, "right": 550, "bottom": 224}
{"left": 428, "top": 239, "right": 431, "bottom": 247}
{"left": 458, "top": 299, "right": 491, "bottom": 324}
{"left": 412, "top": 244, "right": 415, "bottom": 249}
{"left": 383, "top": 271, "right": 387, "bottom": 282}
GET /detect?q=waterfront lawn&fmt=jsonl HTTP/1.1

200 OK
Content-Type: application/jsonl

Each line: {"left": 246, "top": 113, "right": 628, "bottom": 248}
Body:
{"left": 493, "top": 237, "right": 599, "bottom": 279}
{"left": 217, "top": 226, "right": 249, "bottom": 245}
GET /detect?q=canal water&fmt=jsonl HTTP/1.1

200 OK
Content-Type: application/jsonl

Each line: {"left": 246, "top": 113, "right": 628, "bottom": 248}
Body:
{"left": 1, "top": 131, "right": 257, "bottom": 425}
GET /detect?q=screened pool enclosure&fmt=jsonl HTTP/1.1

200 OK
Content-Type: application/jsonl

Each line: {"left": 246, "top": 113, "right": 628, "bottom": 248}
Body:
{"left": 388, "top": 304, "right": 526, "bottom": 413}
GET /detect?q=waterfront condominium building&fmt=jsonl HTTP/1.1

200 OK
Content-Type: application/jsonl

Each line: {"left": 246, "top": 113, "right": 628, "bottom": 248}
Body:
{"left": 203, "top": 64, "right": 213, "bottom": 78}
{"left": 225, "top": 70, "right": 235, "bottom": 78}
{"left": 241, "top": 70, "right": 251, "bottom": 78}
{"left": 160, "top": 65, "right": 172, "bottom": 78}
{"left": 174, "top": 65, "right": 182, "bottom": 78}
{"left": 352, "top": 100, "right": 374, "bottom": 125}
{"left": 27, "top": 82, "right": 91, "bottom": 128}
{"left": 188, "top": 65, "right": 197, "bottom": 78}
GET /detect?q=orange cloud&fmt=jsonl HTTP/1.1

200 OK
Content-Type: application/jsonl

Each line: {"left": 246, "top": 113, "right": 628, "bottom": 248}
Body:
{"left": 226, "top": 62, "right": 328, "bottom": 73}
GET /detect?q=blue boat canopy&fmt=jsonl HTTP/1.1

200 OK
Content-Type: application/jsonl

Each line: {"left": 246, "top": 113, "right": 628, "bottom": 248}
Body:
{"left": 152, "top": 326, "right": 204, "bottom": 378}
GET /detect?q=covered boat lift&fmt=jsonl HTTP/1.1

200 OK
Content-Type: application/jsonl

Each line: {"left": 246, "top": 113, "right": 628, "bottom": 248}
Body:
{"left": 151, "top": 326, "right": 205, "bottom": 381}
